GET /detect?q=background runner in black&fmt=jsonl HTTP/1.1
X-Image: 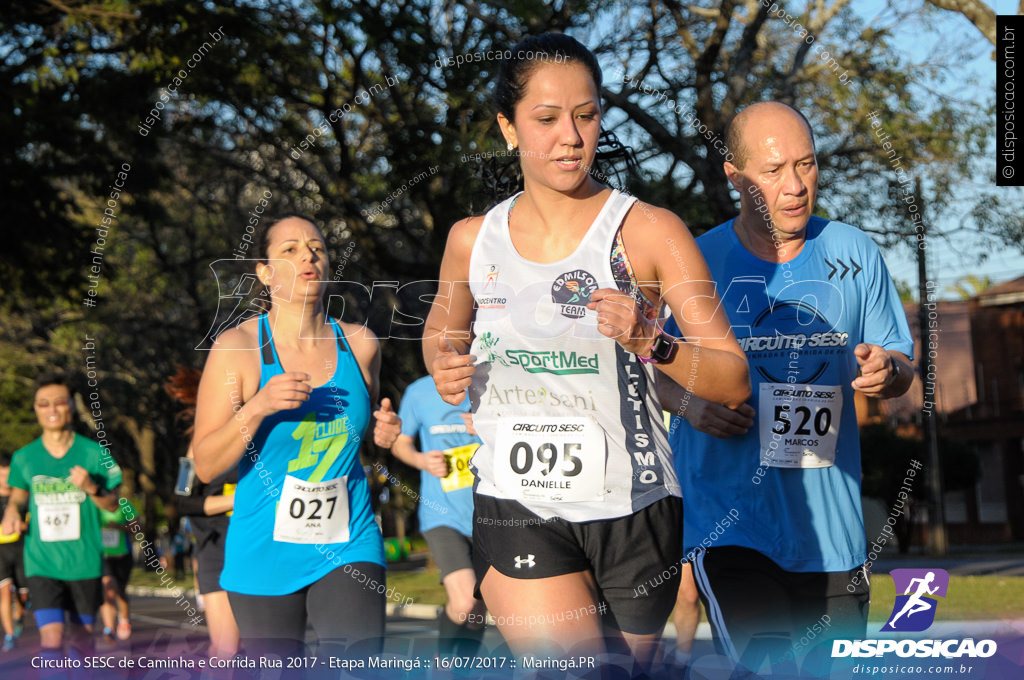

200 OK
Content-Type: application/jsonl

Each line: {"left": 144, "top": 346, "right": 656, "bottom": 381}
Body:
{"left": 168, "top": 366, "right": 240, "bottom": 658}
{"left": 0, "top": 457, "right": 27, "bottom": 652}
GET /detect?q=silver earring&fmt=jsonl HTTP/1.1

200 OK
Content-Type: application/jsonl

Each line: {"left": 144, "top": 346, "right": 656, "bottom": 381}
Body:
{"left": 507, "top": 142, "right": 514, "bottom": 151}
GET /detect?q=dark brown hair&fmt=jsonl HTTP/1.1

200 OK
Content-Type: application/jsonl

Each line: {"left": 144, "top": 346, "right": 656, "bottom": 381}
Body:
{"left": 34, "top": 372, "right": 74, "bottom": 400}
{"left": 255, "top": 212, "right": 320, "bottom": 261}
{"left": 249, "top": 212, "right": 322, "bottom": 313}
{"left": 495, "top": 34, "right": 602, "bottom": 122}
{"left": 164, "top": 365, "right": 202, "bottom": 436}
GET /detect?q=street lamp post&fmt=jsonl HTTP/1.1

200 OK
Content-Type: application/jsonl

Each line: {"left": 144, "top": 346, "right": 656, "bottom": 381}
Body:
{"left": 915, "top": 178, "right": 948, "bottom": 556}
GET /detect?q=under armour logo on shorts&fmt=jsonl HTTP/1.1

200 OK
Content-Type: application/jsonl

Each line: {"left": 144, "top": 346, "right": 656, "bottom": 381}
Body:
{"left": 515, "top": 554, "right": 535, "bottom": 569}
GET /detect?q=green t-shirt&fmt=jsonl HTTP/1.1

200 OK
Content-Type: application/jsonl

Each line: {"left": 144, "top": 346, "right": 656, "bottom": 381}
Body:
{"left": 9, "top": 434, "right": 123, "bottom": 580}
{"left": 98, "top": 501, "right": 136, "bottom": 557}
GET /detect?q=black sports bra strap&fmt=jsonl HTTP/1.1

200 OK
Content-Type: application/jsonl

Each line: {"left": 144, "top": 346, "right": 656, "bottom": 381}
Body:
{"left": 260, "top": 316, "right": 347, "bottom": 363}
{"left": 259, "top": 316, "right": 275, "bottom": 365}
{"left": 332, "top": 320, "right": 349, "bottom": 353}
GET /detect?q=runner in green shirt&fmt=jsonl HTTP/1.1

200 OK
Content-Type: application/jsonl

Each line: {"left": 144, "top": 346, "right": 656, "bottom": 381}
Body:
{"left": 99, "top": 499, "right": 136, "bottom": 642}
{"left": 0, "top": 455, "right": 28, "bottom": 652}
{"left": 1, "top": 373, "right": 122, "bottom": 655}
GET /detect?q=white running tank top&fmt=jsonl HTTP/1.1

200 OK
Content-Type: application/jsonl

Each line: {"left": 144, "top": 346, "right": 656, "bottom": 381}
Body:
{"left": 467, "top": 189, "right": 680, "bottom": 522}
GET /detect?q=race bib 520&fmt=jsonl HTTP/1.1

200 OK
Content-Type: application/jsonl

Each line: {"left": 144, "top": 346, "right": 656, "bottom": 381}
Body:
{"left": 759, "top": 383, "right": 842, "bottom": 468}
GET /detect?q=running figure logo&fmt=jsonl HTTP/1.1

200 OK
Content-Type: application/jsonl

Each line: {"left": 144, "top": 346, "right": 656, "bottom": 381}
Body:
{"left": 881, "top": 568, "right": 949, "bottom": 632}
{"left": 483, "top": 264, "right": 500, "bottom": 292}
{"left": 196, "top": 262, "right": 282, "bottom": 350}
{"left": 478, "top": 332, "right": 508, "bottom": 366}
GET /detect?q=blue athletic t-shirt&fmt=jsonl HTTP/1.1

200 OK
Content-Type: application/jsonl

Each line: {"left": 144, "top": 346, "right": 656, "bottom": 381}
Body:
{"left": 666, "top": 216, "right": 913, "bottom": 573}
{"left": 397, "top": 376, "right": 478, "bottom": 538}
{"left": 220, "top": 316, "right": 385, "bottom": 595}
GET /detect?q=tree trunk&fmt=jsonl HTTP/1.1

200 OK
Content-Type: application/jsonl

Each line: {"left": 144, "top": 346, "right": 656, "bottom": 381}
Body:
{"left": 123, "top": 417, "right": 158, "bottom": 538}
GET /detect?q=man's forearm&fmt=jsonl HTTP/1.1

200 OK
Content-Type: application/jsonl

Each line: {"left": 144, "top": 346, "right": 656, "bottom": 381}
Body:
{"left": 203, "top": 494, "right": 234, "bottom": 516}
{"left": 879, "top": 351, "right": 914, "bottom": 399}
{"left": 89, "top": 485, "right": 120, "bottom": 512}
{"left": 391, "top": 436, "right": 425, "bottom": 470}
{"left": 5, "top": 488, "right": 28, "bottom": 512}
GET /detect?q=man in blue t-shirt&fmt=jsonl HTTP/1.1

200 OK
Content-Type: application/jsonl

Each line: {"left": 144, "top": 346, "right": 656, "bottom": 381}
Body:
{"left": 392, "top": 375, "right": 486, "bottom": 656}
{"left": 661, "top": 101, "right": 914, "bottom": 671}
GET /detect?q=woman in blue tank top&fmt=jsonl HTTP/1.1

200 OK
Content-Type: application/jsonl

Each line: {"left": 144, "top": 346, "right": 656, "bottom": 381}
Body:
{"left": 192, "top": 213, "right": 400, "bottom": 660}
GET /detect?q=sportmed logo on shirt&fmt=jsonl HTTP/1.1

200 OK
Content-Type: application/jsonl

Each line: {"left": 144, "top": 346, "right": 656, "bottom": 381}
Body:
{"left": 505, "top": 349, "right": 599, "bottom": 375}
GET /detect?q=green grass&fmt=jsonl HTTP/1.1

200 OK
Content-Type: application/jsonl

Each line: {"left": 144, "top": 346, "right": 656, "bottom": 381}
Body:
{"left": 386, "top": 564, "right": 446, "bottom": 605}
{"left": 869, "top": 575, "right": 1024, "bottom": 622}
{"left": 128, "top": 567, "right": 195, "bottom": 590}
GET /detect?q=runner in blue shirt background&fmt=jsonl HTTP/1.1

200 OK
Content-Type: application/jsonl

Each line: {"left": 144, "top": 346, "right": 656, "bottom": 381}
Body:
{"left": 391, "top": 374, "right": 485, "bottom": 656}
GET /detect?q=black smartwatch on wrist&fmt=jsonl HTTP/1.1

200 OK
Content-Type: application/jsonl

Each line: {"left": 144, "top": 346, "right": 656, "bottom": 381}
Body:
{"left": 885, "top": 354, "right": 901, "bottom": 388}
{"left": 639, "top": 330, "right": 676, "bottom": 365}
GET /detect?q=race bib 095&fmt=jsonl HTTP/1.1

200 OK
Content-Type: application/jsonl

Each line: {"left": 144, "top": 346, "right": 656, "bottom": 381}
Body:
{"left": 494, "top": 417, "right": 605, "bottom": 503}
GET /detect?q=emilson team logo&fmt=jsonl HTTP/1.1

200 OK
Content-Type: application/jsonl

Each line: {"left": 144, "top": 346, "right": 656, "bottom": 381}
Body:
{"left": 551, "top": 269, "right": 598, "bottom": 319}
{"left": 881, "top": 568, "right": 949, "bottom": 632}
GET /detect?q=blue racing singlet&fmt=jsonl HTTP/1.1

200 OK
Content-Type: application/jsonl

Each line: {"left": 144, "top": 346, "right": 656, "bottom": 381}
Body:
{"left": 220, "top": 315, "right": 385, "bottom": 595}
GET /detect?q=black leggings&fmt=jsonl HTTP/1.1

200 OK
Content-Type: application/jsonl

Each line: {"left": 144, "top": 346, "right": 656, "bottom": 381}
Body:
{"left": 228, "top": 562, "right": 385, "bottom": 660}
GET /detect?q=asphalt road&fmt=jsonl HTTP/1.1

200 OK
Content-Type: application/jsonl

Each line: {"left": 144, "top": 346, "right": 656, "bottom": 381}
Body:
{"left": 0, "top": 591, "right": 711, "bottom": 679}
{"left": 3, "top": 551, "right": 1023, "bottom": 679}
{"left": 0, "top": 594, "right": 515, "bottom": 680}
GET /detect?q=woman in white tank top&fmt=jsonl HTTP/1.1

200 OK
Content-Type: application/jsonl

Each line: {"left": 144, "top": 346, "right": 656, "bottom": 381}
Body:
{"left": 423, "top": 34, "right": 749, "bottom": 670}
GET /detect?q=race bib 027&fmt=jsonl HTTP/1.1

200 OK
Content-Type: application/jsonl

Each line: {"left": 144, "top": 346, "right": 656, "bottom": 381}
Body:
{"left": 273, "top": 475, "right": 350, "bottom": 544}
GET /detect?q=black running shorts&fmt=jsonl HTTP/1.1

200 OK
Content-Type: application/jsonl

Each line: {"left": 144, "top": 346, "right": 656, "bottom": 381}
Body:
{"left": 473, "top": 492, "right": 682, "bottom": 635}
